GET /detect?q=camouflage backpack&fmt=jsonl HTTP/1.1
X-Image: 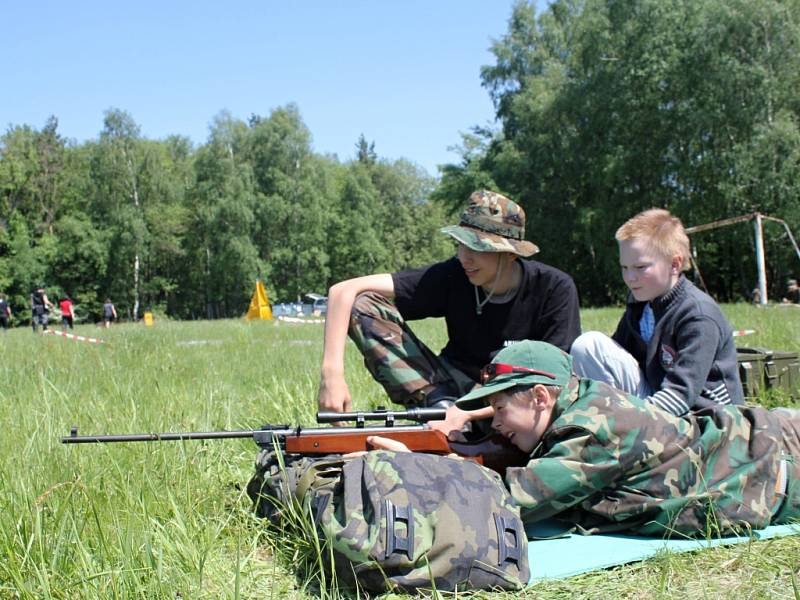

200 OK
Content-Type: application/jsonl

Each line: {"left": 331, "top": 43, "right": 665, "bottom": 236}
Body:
{"left": 247, "top": 449, "right": 530, "bottom": 593}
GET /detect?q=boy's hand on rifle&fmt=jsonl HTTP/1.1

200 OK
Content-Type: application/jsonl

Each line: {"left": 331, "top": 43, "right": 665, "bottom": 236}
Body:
{"left": 367, "top": 435, "right": 413, "bottom": 453}
{"left": 428, "top": 405, "right": 495, "bottom": 442}
{"left": 342, "top": 435, "right": 413, "bottom": 458}
{"left": 428, "top": 406, "right": 470, "bottom": 442}
{"left": 317, "top": 372, "right": 353, "bottom": 422}
{"left": 364, "top": 436, "right": 460, "bottom": 460}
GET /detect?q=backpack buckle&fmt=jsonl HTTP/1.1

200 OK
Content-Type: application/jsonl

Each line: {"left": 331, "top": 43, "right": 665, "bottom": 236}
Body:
{"left": 384, "top": 500, "right": 415, "bottom": 559}
{"left": 494, "top": 513, "right": 522, "bottom": 566}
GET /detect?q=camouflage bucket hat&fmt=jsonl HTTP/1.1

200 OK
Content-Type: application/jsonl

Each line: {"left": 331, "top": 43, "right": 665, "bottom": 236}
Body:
{"left": 441, "top": 190, "right": 539, "bottom": 257}
{"left": 456, "top": 340, "right": 573, "bottom": 410}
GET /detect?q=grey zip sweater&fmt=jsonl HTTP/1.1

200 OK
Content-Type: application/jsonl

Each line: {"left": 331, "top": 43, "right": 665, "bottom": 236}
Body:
{"left": 612, "top": 276, "right": 744, "bottom": 415}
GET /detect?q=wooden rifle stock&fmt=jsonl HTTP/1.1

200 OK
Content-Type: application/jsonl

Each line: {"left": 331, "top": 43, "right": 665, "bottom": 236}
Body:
{"left": 268, "top": 425, "right": 529, "bottom": 477}
{"left": 285, "top": 428, "right": 453, "bottom": 454}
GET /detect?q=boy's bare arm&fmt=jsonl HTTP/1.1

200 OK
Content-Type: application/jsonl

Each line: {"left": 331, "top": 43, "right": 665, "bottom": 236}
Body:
{"left": 318, "top": 274, "right": 395, "bottom": 413}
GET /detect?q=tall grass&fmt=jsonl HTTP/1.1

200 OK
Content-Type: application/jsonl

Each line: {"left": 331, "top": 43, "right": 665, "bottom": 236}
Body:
{"left": 0, "top": 304, "right": 797, "bottom": 598}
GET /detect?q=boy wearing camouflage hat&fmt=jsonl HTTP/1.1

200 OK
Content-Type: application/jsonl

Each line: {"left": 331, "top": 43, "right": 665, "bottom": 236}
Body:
{"left": 371, "top": 340, "right": 800, "bottom": 536}
{"left": 317, "top": 190, "right": 580, "bottom": 426}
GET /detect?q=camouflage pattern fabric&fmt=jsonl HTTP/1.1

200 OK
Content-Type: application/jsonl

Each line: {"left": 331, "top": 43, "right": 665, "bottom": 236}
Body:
{"left": 247, "top": 449, "right": 530, "bottom": 593}
{"left": 246, "top": 449, "right": 329, "bottom": 524}
{"left": 440, "top": 190, "right": 539, "bottom": 257}
{"left": 349, "top": 292, "right": 476, "bottom": 407}
{"left": 508, "top": 377, "right": 800, "bottom": 536}
{"left": 773, "top": 407, "right": 800, "bottom": 523}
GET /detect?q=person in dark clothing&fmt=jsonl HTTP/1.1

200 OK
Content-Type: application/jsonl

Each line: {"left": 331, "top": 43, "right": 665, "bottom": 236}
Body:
{"left": 0, "top": 294, "right": 11, "bottom": 332}
{"left": 102, "top": 299, "right": 117, "bottom": 328}
{"left": 31, "top": 285, "right": 54, "bottom": 332}
{"left": 784, "top": 279, "right": 800, "bottom": 304}
{"left": 571, "top": 209, "right": 743, "bottom": 416}
{"left": 316, "top": 190, "right": 581, "bottom": 434}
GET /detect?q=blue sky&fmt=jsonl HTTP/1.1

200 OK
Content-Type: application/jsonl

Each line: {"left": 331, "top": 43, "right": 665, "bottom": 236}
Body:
{"left": 3, "top": 1, "right": 538, "bottom": 176}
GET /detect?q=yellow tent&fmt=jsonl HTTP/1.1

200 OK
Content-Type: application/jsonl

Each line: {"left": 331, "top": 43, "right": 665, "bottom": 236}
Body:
{"left": 245, "top": 280, "right": 273, "bottom": 321}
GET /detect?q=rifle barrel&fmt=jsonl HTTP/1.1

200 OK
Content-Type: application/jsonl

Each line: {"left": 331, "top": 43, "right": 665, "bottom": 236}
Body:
{"left": 62, "top": 429, "right": 263, "bottom": 444}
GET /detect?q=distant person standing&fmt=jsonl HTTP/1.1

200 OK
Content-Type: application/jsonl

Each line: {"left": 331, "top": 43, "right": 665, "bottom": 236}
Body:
{"left": 0, "top": 294, "right": 11, "bottom": 332}
{"left": 31, "top": 285, "right": 54, "bottom": 332}
{"left": 59, "top": 296, "right": 75, "bottom": 331}
{"left": 784, "top": 279, "right": 800, "bottom": 304}
{"left": 102, "top": 299, "right": 117, "bottom": 328}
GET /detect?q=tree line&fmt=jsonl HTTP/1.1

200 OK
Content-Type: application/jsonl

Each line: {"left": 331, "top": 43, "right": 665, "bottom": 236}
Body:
{"left": 436, "top": 0, "right": 800, "bottom": 305}
{"left": 0, "top": 108, "right": 453, "bottom": 323}
{"left": 3, "top": 0, "right": 800, "bottom": 324}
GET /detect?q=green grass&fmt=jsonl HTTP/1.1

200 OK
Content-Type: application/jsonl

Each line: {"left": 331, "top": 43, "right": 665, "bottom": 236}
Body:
{"left": 0, "top": 305, "right": 798, "bottom": 599}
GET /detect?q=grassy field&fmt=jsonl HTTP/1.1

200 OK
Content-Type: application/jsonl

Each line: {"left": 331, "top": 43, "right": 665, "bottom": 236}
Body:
{"left": 0, "top": 304, "right": 798, "bottom": 599}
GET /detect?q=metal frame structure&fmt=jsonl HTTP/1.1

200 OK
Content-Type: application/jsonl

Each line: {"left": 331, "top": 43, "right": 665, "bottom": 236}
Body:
{"left": 685, "top": 213, "right": 800, "bottom": 304}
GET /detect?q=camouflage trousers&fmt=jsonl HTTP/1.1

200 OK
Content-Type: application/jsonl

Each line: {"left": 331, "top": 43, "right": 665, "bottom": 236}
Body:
{"left": 31, "top": 311, "right": 49, "bottom": 332}
{"left": 348, "top": 292, "right": 477, "bottom": 408}
{"left": 772, "top": 407, "right": 800, "bottom": 524}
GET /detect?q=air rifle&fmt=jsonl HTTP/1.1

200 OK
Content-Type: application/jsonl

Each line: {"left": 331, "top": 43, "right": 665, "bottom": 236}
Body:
{"left": 62, "top": 407, "right": 528, "bottom": 477}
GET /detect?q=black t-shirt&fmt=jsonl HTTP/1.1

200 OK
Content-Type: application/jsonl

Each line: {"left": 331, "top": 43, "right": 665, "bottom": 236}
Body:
{"left": 0, "top": 299, "right": 8, "bottom": 318}
{"left": 392, "top": 257, "right": 581, "bottom": 380}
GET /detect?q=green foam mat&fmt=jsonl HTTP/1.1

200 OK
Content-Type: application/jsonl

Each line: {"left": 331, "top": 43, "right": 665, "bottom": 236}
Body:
{"left": 526, "top": 520, "right": 800, "bottom": 583}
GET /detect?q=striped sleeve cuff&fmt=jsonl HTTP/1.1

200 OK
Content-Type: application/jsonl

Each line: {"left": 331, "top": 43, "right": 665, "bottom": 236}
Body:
{"left": 646, "top": 388, "right": 690, "bottom": 416}
{"left": 700, "top": 383, "right": 731, "bottom": 405}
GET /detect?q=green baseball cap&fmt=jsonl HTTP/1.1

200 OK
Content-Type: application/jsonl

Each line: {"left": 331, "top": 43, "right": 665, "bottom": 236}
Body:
{"left": 455, "top": 340, "right": 574, "bottom": 410}
{"left": 441, "top": 190, "right": 539, "bottom": 257}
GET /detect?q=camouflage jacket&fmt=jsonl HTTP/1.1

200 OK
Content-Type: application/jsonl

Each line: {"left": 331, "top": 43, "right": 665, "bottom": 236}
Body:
{"left": 506, "top": 377, "right": 785, "bottom": 536}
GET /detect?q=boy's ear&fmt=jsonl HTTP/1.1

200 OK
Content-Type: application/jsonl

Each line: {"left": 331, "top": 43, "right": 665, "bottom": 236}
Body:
{"left": 501, "top": 251, "right": 517, "bottom": 266}
{"left": 671, "top": 255, "right": 684, "bottom": 274}
{"left": 532, "top": 384, "right": 552, "bottom": 410}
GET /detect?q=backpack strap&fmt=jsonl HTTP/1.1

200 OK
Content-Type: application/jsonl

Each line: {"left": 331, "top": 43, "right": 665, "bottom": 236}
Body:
{"left": 294, "top": 457, "right": 347, "bottom": 502}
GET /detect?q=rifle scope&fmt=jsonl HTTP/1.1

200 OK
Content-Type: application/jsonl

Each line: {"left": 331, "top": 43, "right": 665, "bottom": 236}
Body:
{"left": 316, "top": 406, "right": 447, "bottom": 426}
